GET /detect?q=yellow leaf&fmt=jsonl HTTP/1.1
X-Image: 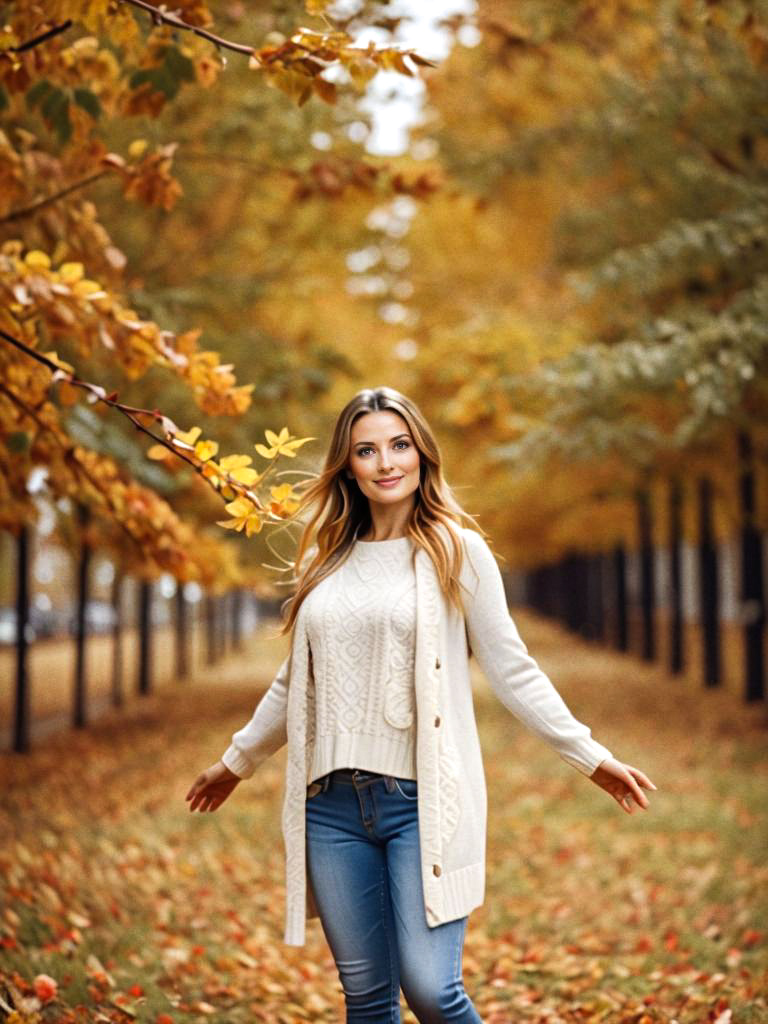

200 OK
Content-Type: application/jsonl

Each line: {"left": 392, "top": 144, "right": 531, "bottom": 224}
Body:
{"left": 265, "top": 427, "right": 290, "bottom": 446}
{"left": 194, "top": 439, "right": 219, "bottom": 462}
{"left": 245, "top": 515, "right": 263, "bottom": 537}
{"left": 229, "top": 467, "right": 259, "bottom": 485}
{"left": 25, "top": 250, "right": 51, "bottom": 269}
{"left": 146, "top": 444, "right": 169, "bottom": 460}
{"left": 219, "top": 454, "right": 253, "bottom": 470}
{"left": 172, "top": 426, "right": 202, "bottom": 447}
{"left": 59, "top": 262, "right": 85, "bottom": 283}
{"left": 128, "top": 139, "right": 148, "bottom": 159}
{"left": 224, "top": 497, "right": 253, "bottom": 516}
{"left": 254, "top": 443, "right": 277, "bottom": 459}
{"left": 44, "top": 351, "right": 75, "bottom": 374}
{"left": 73, "top": 279, "right": 106, "bottom": 299}
{"left": 346, "top": 57, "right": 378, "bottom": 90}
{"left": 270, "top": 483, "right": 296, "bottom": 501}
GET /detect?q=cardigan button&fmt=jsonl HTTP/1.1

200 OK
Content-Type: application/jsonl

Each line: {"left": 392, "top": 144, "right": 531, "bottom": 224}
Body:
{"left": 435, "top": 656, "right": 441, "bottom": 669}
{"left": 434, "top": 716, "right": 441, "bottom": 727}
{"left": 432, "top": 864, "right": 442, "bottom": 877}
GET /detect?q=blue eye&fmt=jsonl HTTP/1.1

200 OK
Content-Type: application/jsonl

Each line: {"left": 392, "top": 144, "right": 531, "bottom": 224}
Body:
{"left": 356, "top": 441, "right": 410, "bottom": 456}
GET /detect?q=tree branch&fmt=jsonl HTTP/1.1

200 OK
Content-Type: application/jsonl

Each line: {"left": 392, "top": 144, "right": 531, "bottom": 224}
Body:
{"left": 9, "top": 20, "right": 73, "bottom": 53}
{"left": 0, "top": 378, "right": 147, "bottom": 554}
{"left": 0, "top": 325, "right": 271, "bottom": 511}
{"left": 0, "top": 171, "right": 110, "bottom": 225}
{"left": 117, "top": 0, "right": 257, "bottom": 56}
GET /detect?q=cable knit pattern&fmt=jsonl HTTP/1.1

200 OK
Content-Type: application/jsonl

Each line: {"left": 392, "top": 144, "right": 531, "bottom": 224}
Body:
{"left": 219, "top": 523, "right": 615, "bottom": 946}
{"left": 302, "top": 535, "right": 418, "bottom": 783}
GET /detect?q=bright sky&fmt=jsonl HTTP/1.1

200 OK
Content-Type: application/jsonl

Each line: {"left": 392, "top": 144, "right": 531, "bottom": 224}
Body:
{"left": 345, "top": 0, "right": 480, "bottom": 156}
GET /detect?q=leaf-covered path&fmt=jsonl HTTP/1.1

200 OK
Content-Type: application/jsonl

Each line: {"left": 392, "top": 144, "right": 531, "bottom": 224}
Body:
{"left": 1, "top": 611, "right": 767, "bottom": 1024}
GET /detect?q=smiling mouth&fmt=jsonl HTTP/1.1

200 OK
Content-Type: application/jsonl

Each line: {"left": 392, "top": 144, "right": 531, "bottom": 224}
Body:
{"left": 375, "top": 477, "right": 403, "bottom": 484}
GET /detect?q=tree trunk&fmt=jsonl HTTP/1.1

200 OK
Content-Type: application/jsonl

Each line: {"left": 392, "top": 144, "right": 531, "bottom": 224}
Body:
{"left": 73, "top": 502, "right": 91, "bottom": 728}
{"left": 13, "top": 524, "right": 31, "bottom": 753}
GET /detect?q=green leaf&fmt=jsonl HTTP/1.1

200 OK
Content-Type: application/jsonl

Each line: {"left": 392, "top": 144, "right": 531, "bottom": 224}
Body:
{"left": 164, "top": 46, "right": 195, "bottom": 83}
{"left": 40, "top": 88, "right": 72, "bottom": 143}
{"left": 129, "top": 69, "right": 156, "bottom": 89}
{"left": 40, "top": 85, "right": 67, "bottom": 121}
{"left": 73, "top": 87, "right": 101, "bottom": 120}
{"left": 152, "top": 65, "right": 180, "bottom": 99}
{"left": 26, "top": 79, "right": 54, "bottom": 109}
{"left": 6, "top": 431, "right": 30, "bottom": 454}
{"left": 128, "top": 67, "right": 177, "bottom": 99}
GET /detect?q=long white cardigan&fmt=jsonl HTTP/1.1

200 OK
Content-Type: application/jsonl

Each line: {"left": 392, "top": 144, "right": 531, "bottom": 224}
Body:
{"left": 221, "top": 524, "right": 614, "bottom": 946}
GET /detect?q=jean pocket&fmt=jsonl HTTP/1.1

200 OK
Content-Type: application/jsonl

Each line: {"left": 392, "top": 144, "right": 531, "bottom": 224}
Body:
{"left": 393, "top": 777, "right": 418, "bottom": 801}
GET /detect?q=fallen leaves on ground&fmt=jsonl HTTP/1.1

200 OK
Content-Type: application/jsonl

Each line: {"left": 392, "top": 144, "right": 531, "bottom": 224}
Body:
{"left": 1, "top": 612, "right": 766, "bottom": 1023}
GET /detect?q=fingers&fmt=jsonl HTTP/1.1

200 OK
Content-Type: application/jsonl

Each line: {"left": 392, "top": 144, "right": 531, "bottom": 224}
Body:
{"left": 631, "top": 767, "right": 658, "bottom": 791}
{"left": 616, "top": 766, "right": 657, "bottom": 813}
{"left": 185, "top": 773, "right": 206, "bottom": 803}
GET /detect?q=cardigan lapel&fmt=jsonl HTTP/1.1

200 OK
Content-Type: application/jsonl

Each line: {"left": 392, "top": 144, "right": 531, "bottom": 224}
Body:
{"left": 413, "top": 545, "right": 447, "bottom": 925}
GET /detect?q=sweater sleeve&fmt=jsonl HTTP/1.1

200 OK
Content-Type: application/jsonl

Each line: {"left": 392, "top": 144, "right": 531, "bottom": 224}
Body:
{"left": 459, "top": 529, "right": 613, "bottom": 777}
{"left": 220, "top": 652, "right": 291, "bottom": 779}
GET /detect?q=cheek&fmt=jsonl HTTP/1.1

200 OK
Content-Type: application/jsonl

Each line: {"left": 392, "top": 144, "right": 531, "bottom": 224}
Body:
{"left": 351, "top": 457, "right": 373, "bottom": 479}
{"left": 403, "top": 448, "right": 421, "bottom": 474}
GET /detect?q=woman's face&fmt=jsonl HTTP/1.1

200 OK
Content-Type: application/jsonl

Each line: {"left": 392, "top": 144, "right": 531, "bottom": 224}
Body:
{"left": 347, "top": 410, "right": 421, "bottom": 508}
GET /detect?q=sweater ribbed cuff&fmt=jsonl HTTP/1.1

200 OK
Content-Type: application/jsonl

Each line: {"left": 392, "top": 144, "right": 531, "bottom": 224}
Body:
{"left": 560, "top": 739, "right": 613, "bottom": 777}
{"left": 220, "top": 744, "right": 257, "bottom": 779}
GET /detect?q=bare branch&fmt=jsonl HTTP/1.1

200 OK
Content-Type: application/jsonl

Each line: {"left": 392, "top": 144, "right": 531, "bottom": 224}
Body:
{"left": 9, "top": 20, "right": 73, "bottom": 52}
{"left": 0, "top": 171, "right": 110, "bottom": 225}
{"left": 117, "top": 0, "right": 256, "bottom": 56}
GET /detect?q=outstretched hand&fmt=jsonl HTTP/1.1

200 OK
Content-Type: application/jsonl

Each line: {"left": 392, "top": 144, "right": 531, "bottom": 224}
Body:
{"left": 589, "top": 757, "right": 657, "bottom": 813}
{"left": 186, "top": 760, "right": 242, "bottom": 812}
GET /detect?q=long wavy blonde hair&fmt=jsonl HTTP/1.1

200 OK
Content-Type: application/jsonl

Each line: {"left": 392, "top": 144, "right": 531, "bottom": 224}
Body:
{"left": 275, "top": 386, "right": 490, "bottom": 638}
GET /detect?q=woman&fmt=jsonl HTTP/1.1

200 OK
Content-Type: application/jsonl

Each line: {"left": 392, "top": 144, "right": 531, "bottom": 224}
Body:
{"left": 186, "top": 386, "right": 656, "bottom": 1024}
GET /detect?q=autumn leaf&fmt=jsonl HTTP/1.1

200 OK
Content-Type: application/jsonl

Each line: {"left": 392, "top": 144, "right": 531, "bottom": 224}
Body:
{"left": 254, "top": 427, "right": 315, "bottom": 459}
{"left": 216, "top": 496, "right": 263, "bottom": 536}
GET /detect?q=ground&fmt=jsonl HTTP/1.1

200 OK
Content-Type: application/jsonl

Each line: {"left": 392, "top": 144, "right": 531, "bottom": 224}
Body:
{"left": 1, "top": 610, "right": 766, "bottom": 1024}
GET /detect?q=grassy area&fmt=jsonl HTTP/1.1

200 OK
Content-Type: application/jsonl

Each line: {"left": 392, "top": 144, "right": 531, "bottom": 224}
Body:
{"left": 1, "top": 611, "right": 766, "bottom": 1024}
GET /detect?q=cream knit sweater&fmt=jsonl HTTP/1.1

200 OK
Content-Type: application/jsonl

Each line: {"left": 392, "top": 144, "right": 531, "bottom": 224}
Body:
{"left": 302, "top": 535, "right": 417, "bottom": 784}
{"left": 220, "top": 524, "right": 615, "bottom": 945}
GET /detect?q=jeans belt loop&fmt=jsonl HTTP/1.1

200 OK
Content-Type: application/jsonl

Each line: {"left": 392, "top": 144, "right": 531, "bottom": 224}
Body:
{"left": 384, "top": 775, "right": 395, "bottom": 793}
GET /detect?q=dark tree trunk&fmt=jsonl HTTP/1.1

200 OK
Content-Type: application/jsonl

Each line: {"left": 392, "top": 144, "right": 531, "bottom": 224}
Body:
{"left": 73, "top": 503, "right": 91, "bottom": 728}
{"left": 13, "top": 525, "right": 31, "bottom": 753}
{"left": 175, "top": 583, "right": 189, "bottom": 679}
{"left": 637, "top": 487, "right": 656, "bottom": 661}
{"left": 738, "top": 431, "right": 765, "bottom": 702}
{"left": 613, "top": 544, "right": 628, "bottom": 652}
{"left": 697, "top": 477, "right": 721, "bottom": 687}
{"left": 137, "top": 579, "right": 152, "bottom": 695}
{"left": 111, "top": 568, "right": 124, "bottom": 708}
{"left": 668, "top": 477, "right": 684, "bottom": 674}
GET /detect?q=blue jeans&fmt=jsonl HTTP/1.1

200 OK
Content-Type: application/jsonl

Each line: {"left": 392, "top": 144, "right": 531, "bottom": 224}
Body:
{"left": 305, "top": 767, "right": 483, "bottom": 1023}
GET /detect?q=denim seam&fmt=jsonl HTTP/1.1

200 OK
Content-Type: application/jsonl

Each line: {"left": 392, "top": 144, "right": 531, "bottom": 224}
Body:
{"left": 393, "top": 778, "right": 418, "bottom": 801}
{"left": 378, "top": 861, "right": 399, "bottom": 1023}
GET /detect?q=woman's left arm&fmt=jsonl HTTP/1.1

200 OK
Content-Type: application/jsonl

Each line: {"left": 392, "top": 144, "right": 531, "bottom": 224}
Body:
{"left": 460, "top": 529, "right": 656, "bottom": 810}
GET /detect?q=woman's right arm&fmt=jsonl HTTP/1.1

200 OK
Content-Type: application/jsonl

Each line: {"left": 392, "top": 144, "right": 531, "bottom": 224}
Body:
{"left": 219, "top": 652, "right": 291, "bottom": 778}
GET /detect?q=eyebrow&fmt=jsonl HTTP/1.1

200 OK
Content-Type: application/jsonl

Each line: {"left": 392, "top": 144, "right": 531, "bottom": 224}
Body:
{"left": 353, "top": 433, "right": 411, "bottom": 446}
